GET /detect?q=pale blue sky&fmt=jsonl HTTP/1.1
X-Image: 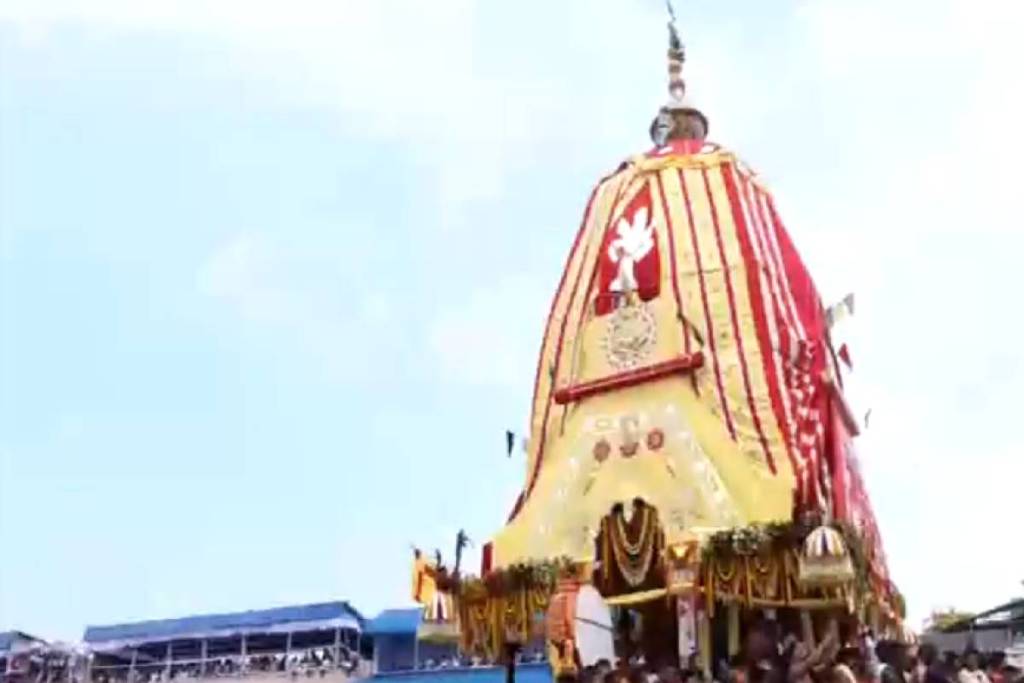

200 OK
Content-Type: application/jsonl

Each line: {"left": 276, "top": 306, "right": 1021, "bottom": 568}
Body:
{"left": 1, "top": 0, "right": 1022, "bottom": 642}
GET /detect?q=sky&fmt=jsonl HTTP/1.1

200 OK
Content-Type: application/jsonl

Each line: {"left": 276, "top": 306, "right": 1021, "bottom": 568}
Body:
{"left": 1, "top": 0, "right": 1022, "bottom": 642}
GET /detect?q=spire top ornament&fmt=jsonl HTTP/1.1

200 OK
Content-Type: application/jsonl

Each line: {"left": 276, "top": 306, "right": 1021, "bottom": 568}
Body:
{"left": 650, "top": 0, "right": 709, "bottom": 147}
{"left": 665, "top": 0, "right": 686, "bottom": 103}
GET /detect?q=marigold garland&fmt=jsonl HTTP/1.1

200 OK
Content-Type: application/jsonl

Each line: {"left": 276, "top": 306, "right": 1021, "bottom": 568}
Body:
{"left": 608, "top": 506, "right": 659, "bottom": 586}
{"left": 455, "top": 556, "right": 576, "bottom": 601}
{"left": 700, "top": 518, "right": 897, "bottom": 613}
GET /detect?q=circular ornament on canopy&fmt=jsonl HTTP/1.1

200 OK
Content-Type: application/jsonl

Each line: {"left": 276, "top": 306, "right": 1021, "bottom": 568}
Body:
{"left": 602, "top": 301, "right": 657, "bottom": 370}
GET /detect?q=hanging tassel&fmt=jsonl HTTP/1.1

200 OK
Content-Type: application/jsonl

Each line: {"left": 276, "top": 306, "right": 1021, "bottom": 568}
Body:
{"left": 727, "top": 603, "right": 740, "bottom": 656}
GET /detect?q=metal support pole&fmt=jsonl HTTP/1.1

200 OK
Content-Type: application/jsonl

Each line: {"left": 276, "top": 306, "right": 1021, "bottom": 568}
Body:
{"left": 165, "top": 642, "right": 173, "bottom": 678}
{"left": 240, "top": 635, "right": 247, "bottom": 673}
{"left": 285, "top": 632, "right": 292, "bottom": 672}
{"left": 128, "top": 647, "right": 138, "bottom": 683}
{"left": 333, "top": 629, "right": 341, "bottom": 669}
{"left": 200, "top": 641, "right": 208, "bottom": 677}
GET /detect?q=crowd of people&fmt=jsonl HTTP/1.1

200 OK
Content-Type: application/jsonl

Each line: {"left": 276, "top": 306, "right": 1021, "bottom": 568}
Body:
{"left": 10, "top": 648, "right": 363, "bottom": 683}
{"left": 93, "top": 649, "right": 360, "bottom": 683}
{"left": 564, "top": 622, "right": 1022, "bottom": 683}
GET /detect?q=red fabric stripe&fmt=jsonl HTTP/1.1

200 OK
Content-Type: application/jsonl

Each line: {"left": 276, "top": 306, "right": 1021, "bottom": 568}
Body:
{"left": 730, "top": 169, "right": 798, "bottom": 473}
{"left": 720, "top": 163, "right": 796, "bottom": 476}
{"left": 766, "top": 196, "right": 823, "bottom": 340}
{"left": 702, "top": 167, "right": 774, "bottom": 472}
{"left": 764, "top": 194, "right": 828, "bottom": 507}
{"left": 653, "top": 172, "right": 693, "bottom": 362}
{"left": 679, "top": 168, "right": 735, "bottom": 438}
{"left": 522, "top": 175, "right": 631, "bottom": 502}
{"left": 509, "top": 183, "right": 601, "bottom": 521}
{"left": 733, "top": 176, "right": 794, "bottom": 466}
{"left": 750, "top": 188, "right": 804, "bottom": 343}
{"left": 745, "top": 181, "right": 806, "bottom": 501}
{"left": 480, "top": 542, "right": 493, "bottom": 575}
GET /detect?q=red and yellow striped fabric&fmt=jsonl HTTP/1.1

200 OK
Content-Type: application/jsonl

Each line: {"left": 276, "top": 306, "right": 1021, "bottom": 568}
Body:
{"left": 493, "top": 143, "right": 838, "bottom": 566}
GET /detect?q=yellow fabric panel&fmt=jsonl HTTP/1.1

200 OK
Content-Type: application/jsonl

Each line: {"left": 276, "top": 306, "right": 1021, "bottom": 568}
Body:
{"left": 632, "top": 150, "right": 736, "bottom": 172}
{"left": 524, "top": 171, "right": 633, "bottom": 486}
{"left": 492, "top": 375, "right": 794, "bottom": 566}
{"left": 672, "top": 166, "right": 785, "bottom": 481}
{"left": 702, "top": 166, "right": 793, "bottom": 481}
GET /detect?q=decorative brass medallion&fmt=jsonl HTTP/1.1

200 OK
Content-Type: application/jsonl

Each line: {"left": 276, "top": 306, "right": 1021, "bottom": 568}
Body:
{"left": 602, "top": 302, "right": 657, "bottom": 370}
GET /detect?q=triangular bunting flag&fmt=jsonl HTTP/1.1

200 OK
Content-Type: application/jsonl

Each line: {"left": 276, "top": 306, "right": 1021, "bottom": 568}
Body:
{"left": 505, "top": 430, "right": 515, "bottom": 456}
{"left": 842, "top": 292, "right": 855, "bottom": 316}
{"left": 837, "top": 343, "right": 853, "bottom": 370}
{"left": 826, "top": 293, "right": 856, "bottom": 328}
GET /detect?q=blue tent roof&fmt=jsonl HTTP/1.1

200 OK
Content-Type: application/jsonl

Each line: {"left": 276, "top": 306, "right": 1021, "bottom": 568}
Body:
{"left": 366, "top": 609, "right": 422, "bottom": 636}
{"left": 84, "top": 601, "right": 364, "bottom": 647}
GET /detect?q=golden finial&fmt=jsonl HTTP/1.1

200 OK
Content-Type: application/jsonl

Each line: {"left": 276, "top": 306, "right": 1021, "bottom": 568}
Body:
{"left": 650, "top": 0, "right": 709, "bottom": 146}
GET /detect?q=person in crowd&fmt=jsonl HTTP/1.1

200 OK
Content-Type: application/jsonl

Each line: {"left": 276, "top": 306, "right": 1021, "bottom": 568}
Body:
{"left": 937, "top": 653, "right": 961, "bottom": 682}
{"left": 876, "top": 640, "right": 910, "bottom": 683}
{"left": 986, "top": 653, "right": 1006, "bottom": 683}
{"left": 722, "top": 654, "right": 748, "bottom": 683}
{"left": 742, "top": 620, "right": 782, "bottom": 683}
{"left": 914, "top": 643, "right": 949, "bottom": 683}
{"left": 831, "top": 646, "right": 863, "bottom": 683}
{"left": 999, "top": 664, "right": 1021, "bottom": 683}
{"left": 959, "top": 650, "right": 991, "bottom": 683}
{"left": 659, "top": 664, "right": 684, "bottom": 683}
{"left": 785, "top": 622, "right": 839, "bottom": 683}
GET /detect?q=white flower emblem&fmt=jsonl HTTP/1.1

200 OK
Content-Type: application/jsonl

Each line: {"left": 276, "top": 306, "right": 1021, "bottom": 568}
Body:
{"left": 607, "top": 207, "right": 654, "bottom": 293}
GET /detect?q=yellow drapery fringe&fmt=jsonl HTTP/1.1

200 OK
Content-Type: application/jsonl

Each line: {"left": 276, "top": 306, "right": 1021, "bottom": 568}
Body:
{"left": 603, "top": 587, "right": 670, "bottom": 606}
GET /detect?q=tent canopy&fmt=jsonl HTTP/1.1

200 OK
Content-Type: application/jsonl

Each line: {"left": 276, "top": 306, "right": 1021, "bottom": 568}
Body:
{"left": 83, "top": 601, "right": 363, "bottom": 651}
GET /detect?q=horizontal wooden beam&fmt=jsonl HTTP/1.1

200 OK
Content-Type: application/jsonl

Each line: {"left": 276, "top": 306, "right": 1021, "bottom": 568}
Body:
{"left": 553, "top": 352, "right": 704, "bottom": 405}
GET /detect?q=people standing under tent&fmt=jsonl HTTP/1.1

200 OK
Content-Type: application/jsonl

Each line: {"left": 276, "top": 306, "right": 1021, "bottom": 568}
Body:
{"left": 959, "top": 651, "right": 992, "bottom": 683}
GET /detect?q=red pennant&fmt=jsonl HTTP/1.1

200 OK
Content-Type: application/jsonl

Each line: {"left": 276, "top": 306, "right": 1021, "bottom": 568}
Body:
{"left": 838, "top": 343, "right": 852, "bottom": 370}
